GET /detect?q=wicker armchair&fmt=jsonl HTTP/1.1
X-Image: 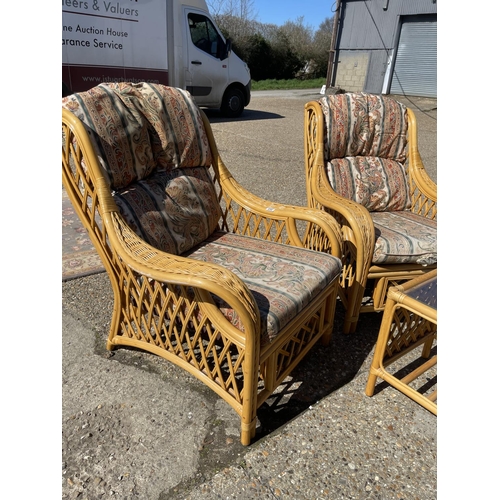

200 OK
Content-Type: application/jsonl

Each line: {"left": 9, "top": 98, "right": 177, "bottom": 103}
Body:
{"left": 62, "top": 82, "right": 343, "bottom": 446}
{"left": 304, "top": 92, "right": 437, "bottom": 334}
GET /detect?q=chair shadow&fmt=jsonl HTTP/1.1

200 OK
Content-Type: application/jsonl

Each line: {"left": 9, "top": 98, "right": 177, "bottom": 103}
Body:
{"left": 255, "top": 304, "right": 382, "bottom": 440}
{"left": 204, "top": 108, "right": 284, "bottom": 123}
{"left": 98, "top": 294, "right": 382, "bottom": 445}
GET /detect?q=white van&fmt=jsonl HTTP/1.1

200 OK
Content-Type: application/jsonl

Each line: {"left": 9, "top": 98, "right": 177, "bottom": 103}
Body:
{"left": 62, "top": 0, "right": 251, "bottom": 117}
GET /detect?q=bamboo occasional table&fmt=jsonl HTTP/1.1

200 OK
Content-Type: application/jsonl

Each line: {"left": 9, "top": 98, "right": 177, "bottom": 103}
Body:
{"left": 365, "top": 269, "right": 437, "bottom": 414}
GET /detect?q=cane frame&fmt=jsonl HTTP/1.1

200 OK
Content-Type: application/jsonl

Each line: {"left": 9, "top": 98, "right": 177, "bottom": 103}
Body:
{"left": 365, "top": 269, "right": 437, "bottom": 414}
{"left": 63, "top": 103, "right": 343, "bottom": 445}
{"left": 304, "top": 99, "right": 437, "bottom": 333}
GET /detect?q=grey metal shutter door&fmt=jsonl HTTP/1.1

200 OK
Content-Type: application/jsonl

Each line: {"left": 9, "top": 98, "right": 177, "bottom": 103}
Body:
{"left": 390, "top": 20, "right": 437, "bottom": 98}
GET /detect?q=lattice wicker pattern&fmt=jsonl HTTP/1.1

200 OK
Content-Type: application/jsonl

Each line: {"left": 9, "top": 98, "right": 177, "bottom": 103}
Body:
{"left": 63, "top": 93, "right": 343, "bottom": 445}
{"left": 304, "top": 97, "right": 437, "bottom": 334}
{"left": 408, "top": 176, "right": 437, "bottom": 220}
{"left": 367, "top": 309, "right": 437, "bottom": 411}
{"left": 365, "top": 271, "right": 437, "bottom": 413}
{"left": 384, "top": 308, "right": 437, "bottom": 360}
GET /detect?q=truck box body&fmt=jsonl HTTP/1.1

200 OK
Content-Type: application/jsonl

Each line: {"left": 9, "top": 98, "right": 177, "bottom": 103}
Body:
{"left": 62, "top": 0, "right": 251, "bottom": 116}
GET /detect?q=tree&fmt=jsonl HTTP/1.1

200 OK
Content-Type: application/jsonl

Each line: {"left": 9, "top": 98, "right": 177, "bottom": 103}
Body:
{"left": 270, "top": 28, "right": 303, "bottom": 79}
{"left": 244, "top": 34, "right": 273, "bottom": 81}
{"left": 207, "top": 0, "right": 255, "bottom": 22}
{"left": 207, "top": 0, "right": 333, "bottom": 80}
{"left": 279, "top": 17, "right": 314, "bottom": 63}
{"left": 309, "top": 16, "right": 335, "bottom": 78}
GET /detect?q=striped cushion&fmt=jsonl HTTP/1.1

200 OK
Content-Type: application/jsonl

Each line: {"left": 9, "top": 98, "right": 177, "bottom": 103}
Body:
{"left": 320, "top": 93, "right": 410, "bottom": 212}
{"left": 372, "top": 211, "right": 437, "bottom": 265}
{"left": 326, "top": 157, "right": 411, "bottom": 211}
{"left": 61, "top": 82, "right": 212, "bottom": 190}
{"left": 63, "top": 82, "right": 218, "bottom": 254}
{"left": 183, "top": 232, "right": 343, "bottom": 345}
{"left": 319, "top": 93, "right": 407, "bottom": 161}
{"left": 114, "top": 167, "right": 221, "bottom": 255}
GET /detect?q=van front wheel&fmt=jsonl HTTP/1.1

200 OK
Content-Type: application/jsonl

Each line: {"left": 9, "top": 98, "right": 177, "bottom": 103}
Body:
{"left": 221, "top": 87, "right": 244, "bottom": 118}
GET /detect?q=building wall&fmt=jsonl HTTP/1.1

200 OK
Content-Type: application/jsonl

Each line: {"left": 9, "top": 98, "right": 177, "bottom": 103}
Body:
{"left": 331, "top": 0, "right": 437, "bottom": 94}
{"left": 334, "top": 52, "right": 370, "bottom": 92}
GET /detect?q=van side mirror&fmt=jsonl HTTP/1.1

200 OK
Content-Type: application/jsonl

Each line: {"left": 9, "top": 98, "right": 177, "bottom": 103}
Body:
{"left": 223, "top": 38, "right": 232, "bottom": 59}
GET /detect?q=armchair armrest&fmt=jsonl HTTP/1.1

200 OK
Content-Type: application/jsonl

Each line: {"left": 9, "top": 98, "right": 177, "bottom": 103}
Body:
{"left": 303, "top": 101, "right": 375, "bottom": 285}
{"left": 201, "top": 112, "right": 343, "bottom": 259}
{"left": 407, "top": 108, "right": 437, "bottom": 219}
{"left": 312, "top": 152, "right": 375, "bottom": 286}
{"left": 103, "top": 206, "right": 261, "bottom": 347}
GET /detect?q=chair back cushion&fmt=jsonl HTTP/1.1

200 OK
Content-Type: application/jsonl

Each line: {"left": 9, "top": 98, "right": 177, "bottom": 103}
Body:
{"left": 114, "top": 167, "right": 222, "bottom": 255}
{"left": 62, "top": 82, "right": 212, "bottom": 189}
{"left": 319, "top": 92, "right": 407, "bottom": 160}
{"left": 62, "top": 82, "right": 221, "bottom": 255}
{"left": 326, "top": 157, "right": 410, "bottom": 212}
{"left": 319, "top": 93, "right": 410, "bottom": 212}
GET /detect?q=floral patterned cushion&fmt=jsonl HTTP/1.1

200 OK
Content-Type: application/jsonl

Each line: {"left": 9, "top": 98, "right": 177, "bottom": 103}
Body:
{"left": 372, "top": 211, "right": 437, "bottom": 265}
{"left": 319, "top": 92, "right": 407, "bottom": 161}
{"left": 114, "top": 167, "right": 222, "bottom": 255}
{"left": 184, "top": 232, "right": 343, "bottom": 345}
{"left": 326, "top": 157, "right": 411, "bottom": 212}
{"left": 63, "top": 82, "right": 218, "bottom": 254}
{"left": 61, "top": 82, "right": 212, "bottom": 190}
{"left": 320, "top": 92, "right": 409, "bottom": 212}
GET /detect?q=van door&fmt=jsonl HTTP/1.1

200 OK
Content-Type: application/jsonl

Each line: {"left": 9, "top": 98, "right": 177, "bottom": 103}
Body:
{"left": 185, "top": 11, "right": 229, "bottom": 108}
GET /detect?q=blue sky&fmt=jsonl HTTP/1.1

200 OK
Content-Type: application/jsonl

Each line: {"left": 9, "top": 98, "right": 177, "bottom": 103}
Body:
{"left": 252, "top": 0, "right": 336, "bottom": 31}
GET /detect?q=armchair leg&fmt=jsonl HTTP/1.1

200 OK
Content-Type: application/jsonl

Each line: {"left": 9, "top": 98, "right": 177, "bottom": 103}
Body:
{"left": 320, "top": 288, "right": 337, "bottom": 345}
{"left": 106, "top": 311, "right": 121, "bottom": 351}
{"left": 240, "top": 418, "right": 257, "bottom": 446}
{"left": 343, "top": 282, "right": 365, "bottom": 334}
{"left": 421, "top": 333, "right": 436, "bottom": 358}
{"left": 343, "top": 316, "right": 359, "bottom": 335}
{"left": 365, "top": 367, "right": 379, "bottom": 397}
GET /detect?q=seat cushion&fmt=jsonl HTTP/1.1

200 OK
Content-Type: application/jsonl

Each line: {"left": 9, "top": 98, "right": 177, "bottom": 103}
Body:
{"left": 114, "top": 167, "right": 221, "bottom": 255}
{"left": 371, "top": 211, "right": 437, "bottom": 265}
{"left": 326, "top": 157, "right": 411, "bottom": 211}
{"left": 183, "top": 232, "right": 343, "bottom": 345}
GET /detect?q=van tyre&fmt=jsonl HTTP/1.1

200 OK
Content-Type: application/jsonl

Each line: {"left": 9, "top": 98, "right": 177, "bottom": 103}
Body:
{"left": 221, "top": 87, "right": 244, "bottom": 118}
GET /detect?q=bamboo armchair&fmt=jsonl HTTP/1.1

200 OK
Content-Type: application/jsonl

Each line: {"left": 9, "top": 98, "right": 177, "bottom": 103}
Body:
{"left": 304, "top": 92, "right": 437, "bottom": 334}
{"left": 62, "top": 82, "right": 343, "bottom": 446}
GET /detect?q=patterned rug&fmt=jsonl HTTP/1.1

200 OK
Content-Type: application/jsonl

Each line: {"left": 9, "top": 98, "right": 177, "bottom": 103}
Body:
{"left": 62, "top": 188, "right": 105, "bottom": 281}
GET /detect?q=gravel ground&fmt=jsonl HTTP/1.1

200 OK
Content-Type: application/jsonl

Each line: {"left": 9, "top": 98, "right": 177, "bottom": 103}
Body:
{"left": 61, "top": 90, "right": 439, "bottom": 499}
{"left": 62, "top": 272, "right": 437, "bottom": 500}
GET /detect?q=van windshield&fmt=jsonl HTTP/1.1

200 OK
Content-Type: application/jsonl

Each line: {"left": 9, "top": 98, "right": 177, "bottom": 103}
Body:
{"left": 188, "top": 13, "right": 225, "bottom": 59}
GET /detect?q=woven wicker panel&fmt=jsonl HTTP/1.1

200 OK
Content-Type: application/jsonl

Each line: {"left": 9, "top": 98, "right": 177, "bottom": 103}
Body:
{"left": 408, "top": 174, "right": 437, "bottom": 220}
{"left": 116, "top": 275, "right": 248, "bottom": 403}
{"left": 384, "top": 307, "right": 437, "bottom": 360}
{"left": 62, "top": 120, "right": 114, "bottom": 276}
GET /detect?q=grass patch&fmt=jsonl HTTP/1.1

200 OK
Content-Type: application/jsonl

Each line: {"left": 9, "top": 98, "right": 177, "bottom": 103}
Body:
{"left": 252, "top": 77, "right": 326, "bottom": 91}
